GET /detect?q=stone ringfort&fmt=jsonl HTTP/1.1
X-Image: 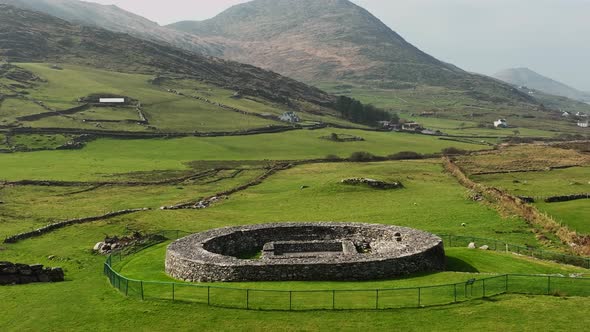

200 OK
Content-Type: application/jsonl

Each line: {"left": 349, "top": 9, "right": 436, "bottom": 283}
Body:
{"left": 165, "top": 222, "right": 446, "bottom": 282}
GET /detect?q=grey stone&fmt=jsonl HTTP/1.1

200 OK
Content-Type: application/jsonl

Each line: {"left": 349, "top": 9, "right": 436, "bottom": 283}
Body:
{"left": 93, "top": 242, "right": 105, "bottom": 252}
{"left": 166, "top": 222, "right": 445, "bottom": 282}
{"left": 479, "top": 245, "right": 490, "bottom": 250}
{"left": 468, "top": 242, "right": 476, "bottom": 249}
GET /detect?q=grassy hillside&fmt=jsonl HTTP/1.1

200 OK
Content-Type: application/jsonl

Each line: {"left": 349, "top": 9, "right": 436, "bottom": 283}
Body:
{"left": 0, "top": 4, "right": 334, "bottom": 107}
{"left": 1, "top": 158, "right": 589, "bottom": 330}
{"left": 0, "top": 128, "right": 490, "bottom": 181}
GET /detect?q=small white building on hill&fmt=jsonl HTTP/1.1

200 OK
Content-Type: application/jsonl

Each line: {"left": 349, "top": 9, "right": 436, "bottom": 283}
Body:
{"left": 279, "top": 111, "right": 300, "bottom": 123}
{"left": 494, "top": 119, "right": 508, "bottom": 128}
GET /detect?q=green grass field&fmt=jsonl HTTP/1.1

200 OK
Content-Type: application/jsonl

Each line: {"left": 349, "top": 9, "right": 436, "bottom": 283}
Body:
{"left": 2, "top": 65, "right": 590, "bottom": 331}
{"left": 115, "top": 242, "right": 587, "bottom": 286}
{"left": 472, "top": 167, "right": 590, "bottom": 197}
{"left": 471, "top": 166, "right": 590, "bottom": 234}
{"left": 0, "top": 129, "right": 489, "bottom": 181}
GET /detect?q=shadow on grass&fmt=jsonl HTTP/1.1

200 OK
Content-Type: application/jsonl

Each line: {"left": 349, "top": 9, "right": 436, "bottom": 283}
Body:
{"left": 446, "top": 256, "right": 479, "bottom": 273}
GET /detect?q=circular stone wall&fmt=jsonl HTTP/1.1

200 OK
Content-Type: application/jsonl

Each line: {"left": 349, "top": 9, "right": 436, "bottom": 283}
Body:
{"left": 165, "top": 222, "right": 445, "bottom": 282}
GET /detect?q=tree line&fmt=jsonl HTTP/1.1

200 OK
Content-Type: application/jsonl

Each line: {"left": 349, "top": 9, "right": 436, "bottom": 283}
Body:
{"left": 333, "top": 96, "right": 398, "bottom": 127}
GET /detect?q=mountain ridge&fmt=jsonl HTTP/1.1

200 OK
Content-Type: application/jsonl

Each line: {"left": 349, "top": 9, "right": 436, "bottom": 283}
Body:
{"left": 0, "top": 0, "right": 226, "bottom": 56}
{"left": 0, "top": 4, "right": 335, "bottom": 107}
{"left": 494, "top": 67, "right": 590, "bottom": 103}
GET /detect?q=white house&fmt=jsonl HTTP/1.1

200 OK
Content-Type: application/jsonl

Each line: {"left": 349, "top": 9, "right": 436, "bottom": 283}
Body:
{"left": 279, "top": 111, "right": 300, "bottom": 123}
{"left": 578, "top": 121, "right": 589, "bottom": 128}
{"left": 562, "top": 111, "right": 570, "bottom": 117}
{"left": 99, "top": 98, "right": 126, "bottom": 103}
{"left": 494, "top": 119, "right": 508, "bottom": 128}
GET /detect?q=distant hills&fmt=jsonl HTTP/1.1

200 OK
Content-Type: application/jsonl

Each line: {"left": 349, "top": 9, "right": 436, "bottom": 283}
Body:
{"left": 1, "top": 0, "right": 537, "bottom": 108}
{"left": 168, "top": 0, "right": 528, "bottom": 98}
{"left": 0, "top": 4, "right": 334, "bottom": 107}
{"left": 494, "top": 68, "right": 590, "bottom": 103}
{"left": 0, "top": 0, "right": 224, "bottom": 56}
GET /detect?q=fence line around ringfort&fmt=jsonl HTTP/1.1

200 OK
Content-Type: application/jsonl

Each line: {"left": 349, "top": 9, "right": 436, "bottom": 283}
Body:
{"left": 103, "top": 230, "right": 590, "bottom": 311}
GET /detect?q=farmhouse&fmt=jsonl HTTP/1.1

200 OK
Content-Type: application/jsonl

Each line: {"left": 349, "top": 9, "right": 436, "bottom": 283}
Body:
{"left": 494, "top": 119, "right": 508, "bottom": 128}
{"left": 402, "top": 122, "right": 422, "bottom": 131}
{"left": 578, "top": 121, "right": 589, "bottom": 128}
{"left": 279, "top": 111, "right": 300, "bottom": 123}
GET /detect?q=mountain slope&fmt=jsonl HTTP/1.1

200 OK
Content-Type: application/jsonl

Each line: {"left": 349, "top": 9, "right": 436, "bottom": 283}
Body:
{"left": 167, "top": 0, "right": 534, "bottom": 105}
{"left": 1, "top": 0, "right": 539, "bottom": 107}
{"left": 0, "top": 0, "right": 224, "bottom": 56}
{"left": 494, "top": 68, "right": 590, "bottom": 103}
{"left": 169, "top": 0, "right": 464, "bottom": 85}
{"left": 0, "top": 4, "right": 334, "bottom": 106}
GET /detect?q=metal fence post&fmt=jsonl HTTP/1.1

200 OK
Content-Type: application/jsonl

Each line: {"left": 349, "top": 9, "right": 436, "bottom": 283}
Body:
{"left": 140, "top": 281, "right": 144, "bottom": 300}
{"left": 125, "top": 279, "right": 129, "bottom": 296}
{"left": 372, "top": 289, "right": 378, "bottom": 309}
{"left": 246, "top": 289, "right": 249, "bottom": 310}
{"left": 172, "top": 283, "right": 175, "bottom": 301}
{"left": 483, "top": 279, "right": 486, "bottom": 298}
{"left": 332, "top": 290, "right": 336, "bottom": 310}
{"left": 418, "top": 287, "right": 421, "bottom": 307}
{"left": 289, "top": 291, "right": 292, "bottom": 311}
{"left": 505, "top": 275, "right": 509, "bottom": 293}
{"left": 454, "top": 284, "right": 457, "bottom": 302}
{"left": 207, "top": 286, "right": 210, "bottom": 306}
{"left": 547, "top": 276, "right": 551, "bottom": 295}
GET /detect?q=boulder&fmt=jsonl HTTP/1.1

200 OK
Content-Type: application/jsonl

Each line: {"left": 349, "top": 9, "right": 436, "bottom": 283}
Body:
{"left": 468, "top": 242, "right": 476, "bottom": 249}
{"left": 479, "top": 245, "right": 489, "bottom": 250}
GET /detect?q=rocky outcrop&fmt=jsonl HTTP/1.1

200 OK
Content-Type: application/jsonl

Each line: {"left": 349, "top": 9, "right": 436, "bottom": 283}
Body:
{"left": 0, "top": 262, "right": 64, "bottom": 285}
{"left": 93, "top": 232, "right": 166, "bottom": 255}
{"left": 341, "top": 178, "right": 404, "bottom": 190}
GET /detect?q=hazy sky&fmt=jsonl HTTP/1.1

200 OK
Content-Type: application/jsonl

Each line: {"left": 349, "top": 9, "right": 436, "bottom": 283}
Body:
{"left": 89, "top": 0, "right": 590, "bottom": 91}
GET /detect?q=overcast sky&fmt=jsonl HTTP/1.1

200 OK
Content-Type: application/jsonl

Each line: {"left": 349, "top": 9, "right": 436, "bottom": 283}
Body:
{"left": 89, "top": 0, "right": 590, "bottom": 91}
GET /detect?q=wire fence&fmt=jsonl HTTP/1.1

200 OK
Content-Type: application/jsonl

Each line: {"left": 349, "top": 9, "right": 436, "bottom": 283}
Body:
{"left": 103, "top": 231, "right": 590, "bottom": 311}
{"left": 439, "top": 234, "right": 590, "bottom": 269}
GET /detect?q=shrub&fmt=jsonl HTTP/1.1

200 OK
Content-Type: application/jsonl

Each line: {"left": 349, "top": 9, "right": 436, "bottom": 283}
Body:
{"left": 388, "top": 151, "right": 423, "bottom": 160}
{"left": 348, "top": 151, "right": 376, "bottom": 162}
{"left": 441, "top": 147, "right": 468, "bottom": 156}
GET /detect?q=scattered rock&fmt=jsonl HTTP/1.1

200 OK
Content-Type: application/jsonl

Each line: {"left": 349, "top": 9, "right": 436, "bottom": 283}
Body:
{"left": 468, "top": 242, "right": 476, "bottom": 249}
{"left": 93, "top": 232, "right": 165, "bottom": 255}
{"left": 93, "top": 242, "right": 105, "bottom": 252}
{"left": 342, "top": 178, "right": 404, "bottom": 190}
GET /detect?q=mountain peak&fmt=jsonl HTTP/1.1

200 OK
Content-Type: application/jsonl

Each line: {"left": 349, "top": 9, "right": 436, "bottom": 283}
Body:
{"left": 168, "top": 0, "right": 460, "bottom": 84}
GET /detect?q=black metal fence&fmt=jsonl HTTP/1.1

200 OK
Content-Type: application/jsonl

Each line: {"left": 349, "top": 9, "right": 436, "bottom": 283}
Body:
{"left": 103, "top": 231, "right": 590, "bottom": 311}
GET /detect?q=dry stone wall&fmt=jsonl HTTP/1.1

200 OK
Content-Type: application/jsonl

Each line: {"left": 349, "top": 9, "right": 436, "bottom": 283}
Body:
{"left": 166, "top": 222, "right": 445, "bottom": 282}
{"left": 0, "top": 262, "right": 64, "bottom": 285}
